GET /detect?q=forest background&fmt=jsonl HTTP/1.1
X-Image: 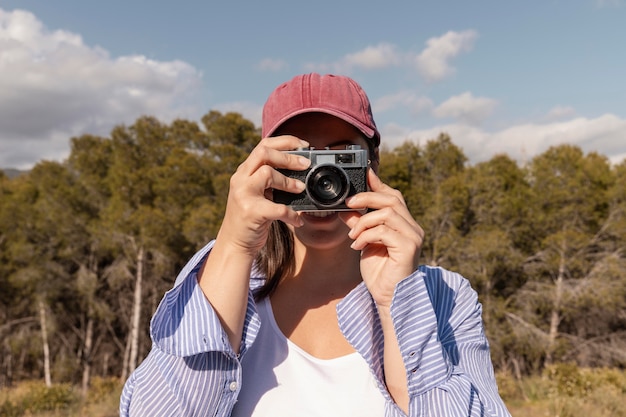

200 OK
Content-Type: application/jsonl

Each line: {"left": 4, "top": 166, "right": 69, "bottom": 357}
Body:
{"left": 1, "top": 111, "right": 625, "bottom": 416}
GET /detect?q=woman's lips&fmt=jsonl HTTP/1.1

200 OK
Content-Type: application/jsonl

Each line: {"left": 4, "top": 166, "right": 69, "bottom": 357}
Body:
{"left": 301, "top": 211, "right": 338, "bottom": 222}
{"left": 304, "top": 211, "right": 336, "bottom": 218}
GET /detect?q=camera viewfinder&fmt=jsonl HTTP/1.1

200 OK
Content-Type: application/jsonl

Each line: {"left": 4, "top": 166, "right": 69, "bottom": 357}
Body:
{"left": 337, "top": 154, "right": 354, "bottom": 164}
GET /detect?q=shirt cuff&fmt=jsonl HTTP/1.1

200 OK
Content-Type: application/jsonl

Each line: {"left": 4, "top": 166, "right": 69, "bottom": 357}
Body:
{"left": 390, "top": 269, "right": 453, "bottom": 396}
{"left": 151, "top": 241, "right": 240, "bottom": 357}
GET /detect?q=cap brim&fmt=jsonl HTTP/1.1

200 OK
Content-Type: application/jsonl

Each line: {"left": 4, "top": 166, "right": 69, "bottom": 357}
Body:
{"left": 265, "top": 107, "right": 378, "bottom": 144}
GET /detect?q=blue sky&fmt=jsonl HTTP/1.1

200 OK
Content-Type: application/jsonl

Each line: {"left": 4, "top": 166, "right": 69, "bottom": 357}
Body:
{"left": 1, "top": 0, "right": 625, "bottom": 169}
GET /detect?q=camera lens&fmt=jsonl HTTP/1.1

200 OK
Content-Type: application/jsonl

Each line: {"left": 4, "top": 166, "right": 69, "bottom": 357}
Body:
{"left": 306, "top": 164, "right": 350, "bottom": 208}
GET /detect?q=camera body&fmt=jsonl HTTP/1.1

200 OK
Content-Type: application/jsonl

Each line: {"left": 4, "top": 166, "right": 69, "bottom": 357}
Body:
{"left": 274, "top": 145, "right": 369, "bottom": 211}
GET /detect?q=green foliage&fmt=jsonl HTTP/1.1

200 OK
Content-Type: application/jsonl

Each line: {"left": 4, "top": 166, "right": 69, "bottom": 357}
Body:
{"left": 1, "top": 111, "right": 625, "bottom": 396}
{"left": 380, "top": 134, "right": 472, "bottom": 266}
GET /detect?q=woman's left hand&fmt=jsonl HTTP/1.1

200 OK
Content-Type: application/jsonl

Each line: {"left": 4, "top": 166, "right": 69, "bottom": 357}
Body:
{"left": 339, "top": 169, "right": 424, "bottom": 308}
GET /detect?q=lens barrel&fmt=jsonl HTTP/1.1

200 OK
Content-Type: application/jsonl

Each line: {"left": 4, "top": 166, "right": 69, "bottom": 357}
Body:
{"left": 305, "top": 164, "right": 350, "bottom": 208}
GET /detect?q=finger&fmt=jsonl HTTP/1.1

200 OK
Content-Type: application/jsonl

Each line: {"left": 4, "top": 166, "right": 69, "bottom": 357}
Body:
{"left": 230, "top": 164, "right": 305, "bottom": 209}
{"left": 238, "top": 136, "right": 310, "bottom": 176}
{"left": 241, "top": 145, "right": 310, "bottom": 176}
{"left": 250, "top": 165, "right": 307, "bottom": 225}
{"left": 346, "top": 171, "right": 414, "bottom": 223}
{"left": 346, "top": 207, "right": 422, "bottom": 242}
{"left": 366, "top": 168, "right": 395, "bottom": 195}
{"left": 262, "top": 135, "right": 309, "bottom": 151}
{"left": 230, "top": 169, "right": 304, "bottom": 227}
{"left": 350, "top": 223, "right": 419, "bottom": 258}
{"left": 345, "top": 188, "right": 411, "bottom": 226}
{"left": 338, "top": 210, "right": 362, "bottom": 230}
{"left": 255, "top": 165, "right": 306, "bottom": 195}
{"left": 350, "top": 169, "right": 406, "bottom": 206}
{"left": 255, "top": 198, "right": 304, "bottom": 228}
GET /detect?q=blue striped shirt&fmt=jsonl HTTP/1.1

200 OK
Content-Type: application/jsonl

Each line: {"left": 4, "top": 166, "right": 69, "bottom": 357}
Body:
{"left": 120, "top": 241, "right": 511, "bottom": 416}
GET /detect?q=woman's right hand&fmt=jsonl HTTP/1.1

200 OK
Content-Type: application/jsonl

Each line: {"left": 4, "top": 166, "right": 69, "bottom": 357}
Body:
{"left": 197, "top": 135, "right": 310, "bottom": 353}
{"left": 217, "top": 135, "right": 311, "bottom": 257}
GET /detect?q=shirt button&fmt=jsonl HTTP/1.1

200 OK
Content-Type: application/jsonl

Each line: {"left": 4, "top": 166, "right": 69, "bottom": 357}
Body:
{"left": 229, "top": 381, "right": 238, "bottom": 392}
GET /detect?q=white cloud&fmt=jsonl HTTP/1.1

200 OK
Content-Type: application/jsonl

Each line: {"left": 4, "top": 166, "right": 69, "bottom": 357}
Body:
{"left": 304, "top": 30, "right": 478, "bottom": 82}
{"left": 214, "top": 101, "right": 263, "bottom": 129}
{"left": 432, "top": 92, "right": 498, "bottom": 124}
{"left": 305, "top": 42, "right": 404, "bottom": 73}
{"left": 545, "top": 106, "right": 577, "bottom": 121}
{"left": 414, "top": 30, "right": 478, "bottom": 82}
{"left": 373, "top": 92, "right": 433, "bottom": 116}
{"left": 491, "top": 114, "right": 626, "bottom": 164}
{"left": 0, "top": 8, "right": 203, "bottom": 169}
{"left": 257, "top": 58, "right": 288, "bottom": 72}
{"left": 341, "top": 43, "right": 402, "bottom": 70}
{"left": 380, "top": 114, "right": 626, "bottom": 165}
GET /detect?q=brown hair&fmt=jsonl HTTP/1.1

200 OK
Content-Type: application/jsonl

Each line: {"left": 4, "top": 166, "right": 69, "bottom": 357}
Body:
{"left": 254, "top": 220, "right": 294, "bottom": 300}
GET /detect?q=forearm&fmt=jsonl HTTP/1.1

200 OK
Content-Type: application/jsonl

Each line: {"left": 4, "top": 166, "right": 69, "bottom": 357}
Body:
{"left": 377, "top": 304, "right": 409, "bottom": 414}
{"left": 198, "top": 238, "right": 255, "bottom": 354}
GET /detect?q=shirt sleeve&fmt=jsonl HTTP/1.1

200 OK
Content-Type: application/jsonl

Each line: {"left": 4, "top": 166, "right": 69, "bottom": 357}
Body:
{"left": 120, "top": 240, "right": 261, "bottom": 417}
{"left": 338, "top": 267, "right": 512, "bottom": 417}
{"left": 396, "top": 267, "right": 511, "bottom": 416}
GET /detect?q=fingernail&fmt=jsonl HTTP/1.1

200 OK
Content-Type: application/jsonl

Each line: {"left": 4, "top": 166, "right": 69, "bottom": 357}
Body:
{"left": 297, "top": 156, "right": 311, "bottom": 167}
{"left": 295, "top": 180, "right": 306, "bottom": 192}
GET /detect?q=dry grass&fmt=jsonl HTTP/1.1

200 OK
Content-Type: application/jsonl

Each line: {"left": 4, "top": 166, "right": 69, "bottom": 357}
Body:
{"left": 2, "top": 366, "right": 625, "bottom": 416}
{"left": 500, "top": 365, "right": 626, "bottom": 417}
{"left": 0, "top": 377, "right": 121, "bottom": 417}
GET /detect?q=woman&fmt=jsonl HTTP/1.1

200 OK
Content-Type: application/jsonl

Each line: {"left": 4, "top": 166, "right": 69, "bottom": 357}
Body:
{"left": 120, "top": 73, "right": 511, "bottom": 416}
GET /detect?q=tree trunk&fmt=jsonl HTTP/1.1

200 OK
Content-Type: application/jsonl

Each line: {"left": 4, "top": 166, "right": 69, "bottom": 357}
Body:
{"left": 38, "top": 299, "right": 52, "bottom": 387}
{"left": 81, "top": 314, "right": 94, "bottom": 397}
{"left": 481, "top": 265, "right": 492, "bottom": 325}
{"left": 120, "top": 328, "right": 131, "bottom": 382}
{"left": 120, "top": 326, "right": 130, "bottom": 381}
{"left": 102, "top": 351, "right": 110, "bottom": 377}
{"left": 546, "top": 248, "right": 565, "bottom": 366}
{"left": 2, "top": 340, "right": 13, "bottom": 387}
{"left": 128, "top": 246, "right": 144, "bottom": 374}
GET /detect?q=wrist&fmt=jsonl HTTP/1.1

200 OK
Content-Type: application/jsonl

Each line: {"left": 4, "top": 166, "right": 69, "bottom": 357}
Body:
{"left": 375, "top": 302, "right": 394, "bottom": 326}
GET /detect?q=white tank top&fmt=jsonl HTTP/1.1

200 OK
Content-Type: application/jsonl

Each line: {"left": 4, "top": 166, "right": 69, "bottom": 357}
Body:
{"left": 231, "top": 297, "right": 386, "bottom": 417}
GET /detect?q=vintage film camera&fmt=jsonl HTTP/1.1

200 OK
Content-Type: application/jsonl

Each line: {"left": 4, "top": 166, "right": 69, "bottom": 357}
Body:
{"left": 273, "top": 145, "right": 369, "bottom": 211}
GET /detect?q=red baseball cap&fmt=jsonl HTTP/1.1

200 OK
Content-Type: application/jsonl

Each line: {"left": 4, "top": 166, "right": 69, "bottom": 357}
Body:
{"left": 262, "top": 73, "right": 380, "bottom": 147}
